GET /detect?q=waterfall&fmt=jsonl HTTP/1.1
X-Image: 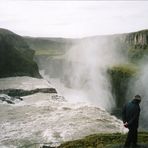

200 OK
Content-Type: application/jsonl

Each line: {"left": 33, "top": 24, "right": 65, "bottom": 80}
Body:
{"left": 40, "top": 37, "right": 128, "bottom": 111}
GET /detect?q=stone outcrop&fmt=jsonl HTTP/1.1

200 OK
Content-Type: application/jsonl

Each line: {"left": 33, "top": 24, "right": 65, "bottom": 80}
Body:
{"left": 0, "top": 94, "right": 23, "bottom": 104}
{"left": 124, "top": 30, "right": 148, "bottom": 48}
{"left": 0, "top": 28, "right": 41, "bottom": 78}
{"left": 0, "top": 88, "right": 57, "bottom": 97}
{"left": 108, "top": 64, "right": 137, "bottom": 108}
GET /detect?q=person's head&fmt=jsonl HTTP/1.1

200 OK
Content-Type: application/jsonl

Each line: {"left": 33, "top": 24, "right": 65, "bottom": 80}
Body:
{"left": 134, "top": 95, "right": 141, "bottom": 103}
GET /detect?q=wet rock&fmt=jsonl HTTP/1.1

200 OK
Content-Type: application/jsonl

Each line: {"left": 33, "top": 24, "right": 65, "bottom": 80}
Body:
{"left": 41, "top": 146, "right": 56, "bottom": 148}
{"left": 0, "top": 28, "right": 41, "bottom": 78}
{"left": 51, "top": 94, "right": 65, "bottom": 101}
{"left": 0, "top": 88, "right": 57, "bottom": 97}
{"left": 0, "top": 94, "right": 23, "bottom": 104}
{"left": 15, "top": 96, "right": 23, "bottom": 101}
{"left": 125, "top": 30, "right": 148, "bottom": 48}
{"left": 0, "top": 94, "right": 14, "bottom": 104}
{"left": 5, "top": 99, "right": 15, "bottom": 104}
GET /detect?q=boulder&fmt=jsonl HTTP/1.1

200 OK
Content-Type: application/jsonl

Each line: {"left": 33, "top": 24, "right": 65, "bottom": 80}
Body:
{"left": 0, "top": 94, "right": 22, "bottom": 104}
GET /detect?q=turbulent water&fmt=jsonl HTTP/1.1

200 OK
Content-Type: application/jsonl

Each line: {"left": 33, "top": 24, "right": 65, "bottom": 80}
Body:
{"left": 0, "top": 76, "right": 54, "bottom": 90}
{"left": 37, "top": 38, "right": 128, "bottom": 112}
{"left": 0, "top": 77, "right": 126, "bottom": 148}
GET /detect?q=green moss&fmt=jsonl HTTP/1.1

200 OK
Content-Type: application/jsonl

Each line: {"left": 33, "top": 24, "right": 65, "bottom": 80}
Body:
{"left": 128, "top": 47, "right": 148, "bottom": 62}
{"left": 58, "top": 132, "right": 148, "bottom": 148}
{"left": 35, "top": 49, "right": 64, "bottom": 56}
{"left": 109, "top": 64, "right": 137, "bottom": 76}
{"left": 108, "top": 64, "right": 137, "bottom": 107}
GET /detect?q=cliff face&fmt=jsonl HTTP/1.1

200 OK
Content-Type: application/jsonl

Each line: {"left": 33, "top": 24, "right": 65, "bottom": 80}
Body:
{"left": 0, "top": 28, "right": 41, "bottom": 78}
{"left": 110, "top": 30, "right": 148, "bottom": 62}
{"left": 108, "top": 30, "right": 148, "bottom": 109}
{"left": 126, "top": 31, "right": 148, "bottom": 61}
{"left": 125, "top": 30, "right": 148, "bottom": 48}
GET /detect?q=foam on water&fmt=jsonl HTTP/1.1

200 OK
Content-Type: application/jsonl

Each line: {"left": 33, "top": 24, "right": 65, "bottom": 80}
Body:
{"left": 0, "top": 92, "right": 126, "bottom": 148}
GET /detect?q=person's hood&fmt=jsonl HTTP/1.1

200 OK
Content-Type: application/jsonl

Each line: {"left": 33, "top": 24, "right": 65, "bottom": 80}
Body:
{"left": 132, "top": 99, "right": 141, "bottom": 104}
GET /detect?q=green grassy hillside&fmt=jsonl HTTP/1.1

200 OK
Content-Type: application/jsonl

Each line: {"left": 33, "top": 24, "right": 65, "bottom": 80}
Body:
{"left": 108, "top": 64, "right": 137, "bottom": 108}
{"left": 58, "top": 132, "right": 148, "bottom": 148}
{"left": 25, "top": 37, "right": 74, "bottom": 56}
{"left": 0, "top": 28, "right": 41, "bottom": 78}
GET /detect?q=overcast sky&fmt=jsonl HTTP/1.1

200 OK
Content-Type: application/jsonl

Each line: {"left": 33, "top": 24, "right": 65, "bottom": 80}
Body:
{"left": 0, "top": 1, "right": 148, "bottom": 38}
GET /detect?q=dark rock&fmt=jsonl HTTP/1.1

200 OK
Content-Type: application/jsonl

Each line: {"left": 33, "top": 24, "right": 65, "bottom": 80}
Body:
{"left": 0, "top": 94, "right": 24, "bottom": 104}
{"left": 0, "top": 96, "right": 5, "bottom": 101}
{"left": 41, "top": 146, "right": 56, "bottom": 148}
{"left": 108, "top": 64, "right": 136, "bottom": 108}
{"left": 0, "top": 28, "right": 41, "bottom": 78}
{"left": 125, "top": 30, "right": 148, "bottom": 48}
{"left": 0, "top": 94, "right": 15, "bottom": 104}
{"left": 5, "top": 99, "right": 15, "bottom": 104}
{"left": 0, "top": 88, "right": 57, "bottom": 97}
{"left": 14, "top": 96, "right": 23, "bottom": 100}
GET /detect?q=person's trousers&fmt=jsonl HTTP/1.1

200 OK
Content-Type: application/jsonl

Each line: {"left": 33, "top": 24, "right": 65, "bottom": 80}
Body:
{"left": 124, "top": 127, "right": 138, "bottom": 148}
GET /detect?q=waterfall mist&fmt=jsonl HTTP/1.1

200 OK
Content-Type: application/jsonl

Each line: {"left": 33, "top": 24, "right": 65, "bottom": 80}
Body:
{"left": 40, "top": 37, "right": 127, "bottom": 111}
{"left": 127, "top": 61, "right": 148, "bottom": 130}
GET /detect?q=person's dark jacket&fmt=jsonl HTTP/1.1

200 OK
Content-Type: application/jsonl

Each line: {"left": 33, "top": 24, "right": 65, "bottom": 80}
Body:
{"left": 122, "top": 99, "right": 140, "bottom": 129}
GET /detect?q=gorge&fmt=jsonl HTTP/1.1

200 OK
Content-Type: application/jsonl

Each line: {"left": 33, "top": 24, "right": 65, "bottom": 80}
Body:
{"left": 0, "top": 28, "right": 148, "bottom": 147}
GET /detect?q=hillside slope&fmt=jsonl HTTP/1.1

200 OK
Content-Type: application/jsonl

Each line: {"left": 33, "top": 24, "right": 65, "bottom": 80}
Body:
{"left": 0, "top": 28, "right": 41, "bottom": 78}
{"left": 25, "top": 37, "right": 74, "bottom": 56}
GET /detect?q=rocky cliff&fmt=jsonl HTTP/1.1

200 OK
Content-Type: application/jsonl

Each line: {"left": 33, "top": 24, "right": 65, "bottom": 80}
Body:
{"left": 124, "top": 29, "right": 148, "bottom": 48}
{"left": 113, "top": 30, "right": 148, "bottom": 61}
{"left": 107, "top": 30, "right": 148, "bottom": 110}
{"left": 0, "top": 28, "right": 41, "bottom": 78}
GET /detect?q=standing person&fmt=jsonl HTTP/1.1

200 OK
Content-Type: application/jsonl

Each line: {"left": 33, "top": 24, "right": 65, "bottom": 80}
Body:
{"left": 122, "top": 95, "right": 141, "bottom": 148}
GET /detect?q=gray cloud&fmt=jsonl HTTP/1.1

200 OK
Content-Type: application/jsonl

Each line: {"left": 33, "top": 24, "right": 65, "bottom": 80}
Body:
{"left": 0, "top": 1, "right": 148, "bottom": 37}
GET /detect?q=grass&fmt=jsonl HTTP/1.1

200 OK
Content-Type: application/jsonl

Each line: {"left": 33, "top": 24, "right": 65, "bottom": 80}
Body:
{"left": 128, "top": 47, "right": 148, "bottom": 62}
{"left": 107, "top": 64, "right": 137, "bottom": 108}
{"left": 108, "top": 64, "right": 137, "bottom": 77}
{"left": 35, "top": 49, "right": 65, "bottom": 56}
{"left": 58, "top": 132, "right": 148, "bottom": 148}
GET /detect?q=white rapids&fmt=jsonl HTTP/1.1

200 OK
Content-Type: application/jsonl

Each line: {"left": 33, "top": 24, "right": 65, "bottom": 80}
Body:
{"left": 0, "top": 77, "right": 126, "bottom": 148}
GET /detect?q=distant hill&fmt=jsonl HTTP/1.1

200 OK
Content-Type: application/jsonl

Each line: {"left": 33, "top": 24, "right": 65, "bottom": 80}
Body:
{"left": 25, "top": 29, "right": 148, "bottom": 61}
{"left": 1, "top": 28, "right": 148, "bottom": 79}
{"left": 0, "top": 28, "right": 41, "bottom": 78}
{"left": 25, "top": 37, "right": 74, "bottom": 56}
{"left": 82, "top": 29, "right": 148, "bottom": 61}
